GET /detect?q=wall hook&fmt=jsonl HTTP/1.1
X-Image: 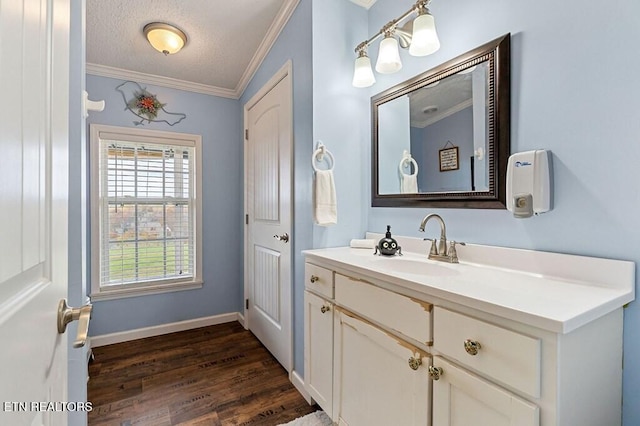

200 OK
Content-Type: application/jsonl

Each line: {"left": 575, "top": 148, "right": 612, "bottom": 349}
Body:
{"left": 82, "top": 90, "right": 105, "bottom": 118}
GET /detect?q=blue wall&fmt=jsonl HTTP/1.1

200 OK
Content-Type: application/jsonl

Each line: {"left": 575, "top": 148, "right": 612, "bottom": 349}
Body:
{"left": 311, "top": 0, "right": 369, "bottom": 249}
{"left": 86, "top": 75, "right": 243, "bottom": 335}
{"left": 411, "top": 107, "right": 474, "bottom": 192}
{"left": 240, "top": 0, "right": 313, "bottom": 375}
{"left": 359, "top": 0, "right": 640, "bottom": 423}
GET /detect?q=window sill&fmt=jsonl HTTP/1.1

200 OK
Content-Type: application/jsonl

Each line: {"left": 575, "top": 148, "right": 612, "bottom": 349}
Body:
{"left": 90, "top": 280, "right": 203, "bottom": 301}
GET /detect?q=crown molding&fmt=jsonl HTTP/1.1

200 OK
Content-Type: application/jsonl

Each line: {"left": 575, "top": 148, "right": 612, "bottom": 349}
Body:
{"left": 87, "top": 0, "right": 301, "bottom": 100}
{"left": 86, "top": 63, "right": 239, "bottom": 99}
{"left": 235, "top": 0, "right": 300, "bottom": 97}
{"left": 348, "top": 0, "right": 378, "bottom": 9}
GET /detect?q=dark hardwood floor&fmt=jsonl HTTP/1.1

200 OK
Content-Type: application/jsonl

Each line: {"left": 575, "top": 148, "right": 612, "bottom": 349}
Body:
{"left": 88, "top": 321, "right": 318, "bottom": 426}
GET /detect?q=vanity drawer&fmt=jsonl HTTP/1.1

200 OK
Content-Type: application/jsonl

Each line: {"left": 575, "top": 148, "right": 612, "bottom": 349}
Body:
{"left": 334, "top": 273, "right": 432, "bottom": 345}
{"left": 305, "top": 263, "right": 334, "bottom": 298}
{"left": 434, "top": 307, "right": 541, "bottom": 398}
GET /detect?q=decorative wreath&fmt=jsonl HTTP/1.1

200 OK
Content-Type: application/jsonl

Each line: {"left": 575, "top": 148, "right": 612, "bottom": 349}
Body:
{"left": 116, "top": 81, "right": 186, "bottom": 126}
{"left": 128, "top": 90, "right": 165, "bottom": 121}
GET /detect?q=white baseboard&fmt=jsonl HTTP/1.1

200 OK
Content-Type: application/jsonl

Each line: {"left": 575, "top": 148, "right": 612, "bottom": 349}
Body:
{"left": 90, "top": 312, "right": 239, "bottom": 347}
{"left": 237, "top": 311, "right": 246, "bottom": 328}
{"left": 290, "top": 370, "right": 312, "bottom": 404}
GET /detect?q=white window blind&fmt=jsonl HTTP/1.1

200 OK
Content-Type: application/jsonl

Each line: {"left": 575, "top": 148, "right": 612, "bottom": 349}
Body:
{"left": 98, "top": 139, "right": 195, "bottom": 288}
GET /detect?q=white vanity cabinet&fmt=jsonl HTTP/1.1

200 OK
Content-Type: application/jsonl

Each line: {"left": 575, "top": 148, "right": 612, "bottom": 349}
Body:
{"left": 432, "top": 307, "right": 541, "bottom": 425}
{"left": 333, "top": 309, "right": 431, "bottom": 426}
{"left": 332, "top": 273, "right": 432, "bottom": 426}
{"left": 303, "top": 244, "right": 634, "bottom": 426}
{"left": 304, "top": 263, "right": 433, "bottom": 426}
{"left": 431, "top": 356, "right": 539, "bottom": 426}
{"left": 304, "top": 264, "right": 335, "bottom": 417}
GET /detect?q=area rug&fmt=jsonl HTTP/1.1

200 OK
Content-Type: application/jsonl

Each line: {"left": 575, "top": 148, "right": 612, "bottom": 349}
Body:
{"left": 278, "top": 410, "right": 332, "bottom": 426}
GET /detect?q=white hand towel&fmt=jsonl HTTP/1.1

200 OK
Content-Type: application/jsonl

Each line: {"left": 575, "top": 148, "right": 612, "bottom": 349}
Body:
{"left": 314, "top": 169, "right": 337, "bottom": 226}
{"left": 350, "top": 239, "right": 375, "bottom": 249}
{"left": 401, "top": 173, "right": 418, "bottom": 193}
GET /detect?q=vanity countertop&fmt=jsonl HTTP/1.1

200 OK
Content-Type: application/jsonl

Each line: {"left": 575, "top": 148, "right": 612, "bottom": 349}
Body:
{"left": 303, "top": 243, "right": 635, "bottom": 334}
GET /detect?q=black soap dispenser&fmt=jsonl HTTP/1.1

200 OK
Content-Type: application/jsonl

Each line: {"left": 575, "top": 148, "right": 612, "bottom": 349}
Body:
{"left": 375, "top": 225, "right": 402, "bottom": 256}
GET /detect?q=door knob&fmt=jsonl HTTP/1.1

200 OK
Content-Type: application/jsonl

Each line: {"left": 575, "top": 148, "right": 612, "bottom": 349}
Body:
{"left": 273, "top": 233, "right": 289, "bottom": 243}
{"left": 57, "top": 299, "right": 92, "bottom": 348}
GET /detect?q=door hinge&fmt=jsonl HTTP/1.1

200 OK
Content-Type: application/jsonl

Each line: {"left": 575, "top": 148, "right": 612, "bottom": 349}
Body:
{"left": 245, "top": 214, "right": 249, "bottom": 225}
{"left": 245, "top": 129, "right": 248, "bottom": 140}
{"left": 245, "top": 299, "right": 249, "bottom": 310}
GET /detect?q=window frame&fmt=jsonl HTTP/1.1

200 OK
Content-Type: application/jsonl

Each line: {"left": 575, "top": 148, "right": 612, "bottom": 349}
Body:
{"left": 89, "top": 124, "right": 203, "bottom": 301}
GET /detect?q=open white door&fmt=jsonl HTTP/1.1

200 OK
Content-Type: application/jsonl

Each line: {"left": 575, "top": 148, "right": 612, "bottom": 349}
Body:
{"left": 244, "top": 63, "right": 293, "bottom": 372}
{"left": 0, "top": 0, "right": 75, "bottom": 424}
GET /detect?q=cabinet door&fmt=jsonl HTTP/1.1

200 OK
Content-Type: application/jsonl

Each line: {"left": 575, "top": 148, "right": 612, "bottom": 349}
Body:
{"left": 431, "top": 356, "right": 539, "bottom": 426}
{"left": 333, "top": 309, "right": 430, "bottom": 426}
{"left": 304, "top": 291, "right": 334, "bottom": 416}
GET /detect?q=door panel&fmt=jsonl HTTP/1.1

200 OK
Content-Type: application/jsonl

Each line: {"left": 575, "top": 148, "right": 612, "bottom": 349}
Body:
{"left": 432, "top": 356, "right": 539, "bottom": 426}
{"left": 245, "top": 69, "right": 292, "bottom": 372}
{"left": 253, "top": 106, "right": 281, "bottom": 222}
{"left": 304, "top": 291, "right": 333, "bottom": 416}
{"left": 333, "top": 309, "right": 430, "bottom": 426}
{"left": 253, "top": 246, "right": 282, "bottom": 324}
{"left": 0, "top": 0, "right": 70, "bottom": 424}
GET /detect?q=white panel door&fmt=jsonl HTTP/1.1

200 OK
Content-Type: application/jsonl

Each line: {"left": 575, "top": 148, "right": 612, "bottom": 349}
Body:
{"left": 432, "top": 356, "right": 539, "bottom": 426}
{"left": 0, "top": 0, "right": 71, "bottom": 424}
{"left": 333, "top": 309, "right": 430, "bottom": 426}
{"left": 245, "top": 67, "right": 292, "bottom": 372}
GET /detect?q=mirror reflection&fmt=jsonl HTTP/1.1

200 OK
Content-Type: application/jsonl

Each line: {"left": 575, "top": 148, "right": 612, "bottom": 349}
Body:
{"left": 372, "top": 34, "right": 510, "bottom": 208}
{"left": 378, "top": 61, "right": 489, "bottom": 195}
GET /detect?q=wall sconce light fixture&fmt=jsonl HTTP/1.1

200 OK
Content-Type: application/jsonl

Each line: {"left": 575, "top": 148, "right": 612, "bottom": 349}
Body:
{"left": 352, "top": 0, "right": 440, "bottom": 88}
{"left": 143, "top": 22, "right": 188, "bottom": 56}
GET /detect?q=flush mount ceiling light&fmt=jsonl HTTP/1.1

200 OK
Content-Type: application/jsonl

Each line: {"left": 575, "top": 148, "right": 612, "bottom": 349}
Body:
{"left": 352, "top": 0, "right": 440, "bottom": 88}
{"left": 143, "top": 22, "right": 187, "bottom": 55}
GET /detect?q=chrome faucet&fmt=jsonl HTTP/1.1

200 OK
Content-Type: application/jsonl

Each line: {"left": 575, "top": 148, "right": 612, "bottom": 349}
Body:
{"left": 419, "top": 213, "right": 464, "bottom": 263}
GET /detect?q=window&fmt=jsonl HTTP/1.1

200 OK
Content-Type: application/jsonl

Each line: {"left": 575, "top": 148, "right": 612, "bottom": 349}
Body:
{"left": 90, "top": 125, "right": 202, "bottom": 300}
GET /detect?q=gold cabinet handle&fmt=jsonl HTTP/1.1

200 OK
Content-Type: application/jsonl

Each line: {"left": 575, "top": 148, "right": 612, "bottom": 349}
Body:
{"left": 464, "top": 339, "right": 482, "bottom": 356}
{"left": 428, "top": 365, "right": 444, "bottom": 381}
{"left": 408, "top": 357, "right": 422, "bottom": 370}
{"left": 320, "top": 305, "right": 331, "bottom": 314}
{"left": 310, "top": 275, "right": 319, "bottom": 283}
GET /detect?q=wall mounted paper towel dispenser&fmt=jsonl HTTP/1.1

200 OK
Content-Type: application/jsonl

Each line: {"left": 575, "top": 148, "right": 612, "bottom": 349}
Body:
{"left": 506, "top": 150, "right": 552, "bottom": 218}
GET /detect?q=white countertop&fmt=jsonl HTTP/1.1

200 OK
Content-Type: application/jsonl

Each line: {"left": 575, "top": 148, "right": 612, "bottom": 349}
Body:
{"left": 303, "top": 240, "right": 635, "bottom": 334}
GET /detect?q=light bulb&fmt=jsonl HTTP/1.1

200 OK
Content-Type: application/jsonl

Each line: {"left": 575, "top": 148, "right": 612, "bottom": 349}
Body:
{"left": 409, "top": 10, "right": 440, "bottom": 56}
{"left": 375, "top": 35, "right": 403, "bottom": 74}
{"left": 352, "top": 54, "right": 376, "bottom": 88}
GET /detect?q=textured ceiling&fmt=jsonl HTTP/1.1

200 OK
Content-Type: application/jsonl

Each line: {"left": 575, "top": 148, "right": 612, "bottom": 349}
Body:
{"left": 86, "top": 0, "right": 291, "bottom": 97}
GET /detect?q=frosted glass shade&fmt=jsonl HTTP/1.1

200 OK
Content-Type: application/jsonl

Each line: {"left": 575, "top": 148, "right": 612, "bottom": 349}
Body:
{"left": 352, "top": 55, "right": 376, "bottom": 88}
{"left": 409, "top": 12, "right": 440, "bottom": 56}
{"left": 144, "top": 23, "right": 187, "bottom": 55}
{"left": 375, "top": 36, "right": 403, "bottom": 74}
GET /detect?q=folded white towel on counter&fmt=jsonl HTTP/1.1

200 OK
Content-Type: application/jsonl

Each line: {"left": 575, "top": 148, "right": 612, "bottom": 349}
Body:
{"left": 314, "top": 169, "right": 337, "bottom": 226}
{"left": 401, "top": 173, "right": 418, "bottom": 193}
{"left": 350, "top": 239, "right": 376, "bottom": 249}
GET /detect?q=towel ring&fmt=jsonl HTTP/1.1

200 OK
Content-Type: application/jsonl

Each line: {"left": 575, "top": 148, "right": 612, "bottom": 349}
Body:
{"left": 312, "top": 148, "right": 335, "bottom": 172}
{"left": 398, "top": 156, "right": 418, "bottom": 177}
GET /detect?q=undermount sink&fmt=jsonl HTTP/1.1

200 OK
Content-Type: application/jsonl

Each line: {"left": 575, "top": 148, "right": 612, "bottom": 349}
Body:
{"left": 369, "top": 256, "right": 460, "bottom": 277}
